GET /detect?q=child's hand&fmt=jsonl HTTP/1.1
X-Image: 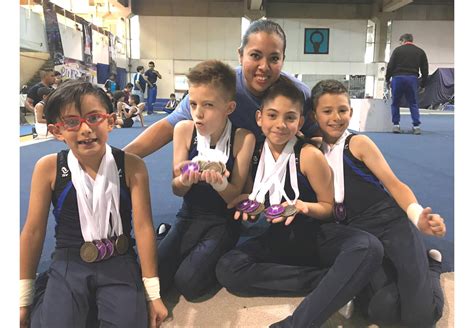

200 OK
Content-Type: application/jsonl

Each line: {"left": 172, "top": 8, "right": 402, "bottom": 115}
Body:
{"left": 417, "top": 207, "right": 446, "bottom": 237}
{"left": 200, "top": 168, "right": 228, "bottom": 185}
{"left": 20, "top": 307, "right": 29, "bottom": 328}
{"left": 175, "top": 161, "right": 201, "bottom": 186}
{"left": 227, "top": 194, "right": 258, "bottom": 221}
{"left": 269, "top": 200, "right": 309, "bottom": 226}
{"left": 147, "top": 298, "right": 168, "bottom": 328}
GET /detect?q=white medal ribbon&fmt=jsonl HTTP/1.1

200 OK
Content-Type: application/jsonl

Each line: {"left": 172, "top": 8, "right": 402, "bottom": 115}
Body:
{"left": 67, "top": 144, "right": 123, "bottom": 242}
{"left": 249, "top": 137, "right": 299, "bottom": 205}
{"left": 321, "top": 130, "right": 350, "bottom": 204}
{"left": 194, "top": 118, "right": 232, "bottom": 164}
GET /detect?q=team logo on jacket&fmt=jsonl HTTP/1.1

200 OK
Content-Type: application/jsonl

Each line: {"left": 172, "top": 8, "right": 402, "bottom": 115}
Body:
{"left": 61, "top": 166, "right": 69, "bottom": 177}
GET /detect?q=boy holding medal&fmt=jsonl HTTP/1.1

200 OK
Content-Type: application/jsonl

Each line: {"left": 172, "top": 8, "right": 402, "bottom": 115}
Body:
{"left": 20, "top": 81, "right": 168, "bottom": 328}
{"left": 157, "top": 60, "right": 255, "bottom": 301}
{"left": 311, "top": 79, "right": 445, "bottom": 326}
{"left": 216, "top": 77, "right": 385, "bottom": 327}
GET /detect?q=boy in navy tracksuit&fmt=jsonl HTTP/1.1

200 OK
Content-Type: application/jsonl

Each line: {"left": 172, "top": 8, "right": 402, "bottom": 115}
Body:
{"left": 312, "top": 79, "right": 446, "bottom": 326}
{"left": 157, "top": 60, "right": 255, "bottom": 301}
{"left": 216, "top": 77, "right": 384, "bottom": 327}
{"left": 20, "top": 81, "right": 167, "bottom": 327}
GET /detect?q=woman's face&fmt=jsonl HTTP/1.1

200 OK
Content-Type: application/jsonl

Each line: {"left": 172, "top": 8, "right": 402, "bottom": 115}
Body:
{"left": 239, "top": 32, "right": 285, "bottom": 97}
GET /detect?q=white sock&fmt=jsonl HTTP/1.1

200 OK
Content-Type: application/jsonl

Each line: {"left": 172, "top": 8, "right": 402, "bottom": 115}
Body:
{"left": 428, "top": 249, "right": 442, "bottom": 262}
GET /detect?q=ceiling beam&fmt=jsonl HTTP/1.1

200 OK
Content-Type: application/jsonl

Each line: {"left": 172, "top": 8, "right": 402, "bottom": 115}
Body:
{"left": 383, "top": 0, "right": 413, "bottom": 12}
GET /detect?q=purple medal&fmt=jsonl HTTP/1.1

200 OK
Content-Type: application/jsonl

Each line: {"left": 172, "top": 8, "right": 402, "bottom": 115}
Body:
{"left": 264, "top": 204, "right": 285, "bottom": 219}
{"left": 181, "top": 162, "right": 200, "bottom": 174}
{"left": 94, "top": 240, "right": 107, "bottom": 261}
{"left": 333, "top": 203, "right": 347, "bottom": 222}
{"left": 102, "top": 238, "right": 115, "bottom": 259}
{"left": 236, "top": 199, "right": 254, "bottom": 212}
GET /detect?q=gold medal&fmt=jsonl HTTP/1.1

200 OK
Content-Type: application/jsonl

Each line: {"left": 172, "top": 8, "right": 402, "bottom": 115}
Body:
{"left": 115, "top": 234, "right": 129, "bottom": 255}
{"left": 80, "top": 241, "right": 99, "bottom": 263}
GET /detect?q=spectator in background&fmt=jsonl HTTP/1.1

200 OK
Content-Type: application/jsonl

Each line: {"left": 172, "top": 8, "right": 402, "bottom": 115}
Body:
{"left": 144, "top": 61, "right": 162, "bottom": 115}
{"left": 386, "top": 33, "right": 429, "bottom": 135}
{"left": 34, "top": 87, "right": 53, "bottom": 138}
{"left": 104, "top": 73, "right": 118, "bottom": 93}
{"left": 25, "top": 69, "right": 55, "bottom": 113}
{"left": 163, "top": 93, "right": 178, "bottom": 113}
{"left": 20, "top": 85, "right": 29, "bottom": 124}
{"left": 132, "top": 65, "right": 147, "bottom": 103}
{"left": 52, "top": 71, "right": 63, "bottom": 89}
{"left": 123, "top": 83, "right": 134, "bottom": 104}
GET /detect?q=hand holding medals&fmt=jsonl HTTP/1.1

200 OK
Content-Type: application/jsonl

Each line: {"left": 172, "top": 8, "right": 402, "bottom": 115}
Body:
{"left": 231, "top": 138, "right": 301, "bottom": 225}
{"left": 178, "top": 159, "right": 228, "bottom": 187}
{"left": 266, "top": 200, "right": 309, "bottom": 226}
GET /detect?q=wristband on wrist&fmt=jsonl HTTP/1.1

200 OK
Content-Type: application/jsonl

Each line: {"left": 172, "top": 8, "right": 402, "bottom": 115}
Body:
{"left": 407, "top": 203, "right": 423, "bottom": 228}
{"left": 211, "top": 176, "right": 228, "bottom": 192}
{"left": 142, "top": 277, "right": 161, "bottom": 301}
{"left": 20, "top": 279, "right": 35, "bottom": 307}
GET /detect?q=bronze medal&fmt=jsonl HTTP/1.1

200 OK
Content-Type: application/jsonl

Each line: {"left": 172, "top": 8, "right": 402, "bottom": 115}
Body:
{"left": 282, "top": 204, "right": 298, "bottom": 217}
{"left": 218, "top": 162, "right": 227, "bottom": 174}
{"left": 80, "top": 241, "right": 99, "bottom": 263}
{"left": 115, "top": 234, "right": 129, "bottom": 255}
{"left": 202, "top": 161, "right": 222, "bottom": 172}
{"left": 198, "top": 160, "right": 208, "bottom": 172}
{"left": 247, "top": 202, "right": 265, "bottom": 216}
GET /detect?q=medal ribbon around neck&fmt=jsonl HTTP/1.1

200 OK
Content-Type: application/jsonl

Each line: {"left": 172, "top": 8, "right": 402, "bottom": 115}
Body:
{"left": 194, "top": 118, "right": 232, "bottom": 164}
{"left": 322, "top": 130, "right": 351, "bottom": 205}
{"left": 67, "top": 144, "right": 123, "bottom": 242}
{"left": 249, "top": 137, "right": 298, "bottom": 204}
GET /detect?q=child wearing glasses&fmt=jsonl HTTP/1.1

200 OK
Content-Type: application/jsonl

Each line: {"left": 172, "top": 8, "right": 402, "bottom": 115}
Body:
{"left": 19, "top": 80, "right": 168, "bottom": 328}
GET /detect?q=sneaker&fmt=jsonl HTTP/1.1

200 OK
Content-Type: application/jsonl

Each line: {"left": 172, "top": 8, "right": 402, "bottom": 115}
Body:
{"left": 392, "top": 125, "right": 401, "bottom": 134}
{"left": 413, "top": 126, "right": 421, "bottom": 135}
{"left": 338, "top": 298, "right": 355, "bottom": 319}
{"left": 156, "top": 223, "right": 171, "bottom": 240}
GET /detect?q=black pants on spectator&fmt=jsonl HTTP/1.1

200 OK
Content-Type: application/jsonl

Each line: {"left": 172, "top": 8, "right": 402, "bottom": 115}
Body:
{"left": 216, "top": 220, "right": 384, "bottom": 327}
{"left": 348, "top": 197, "right": 444, "bottom": 327}
{"left": 158, "top": 206, "right": 240, "bottom": 301}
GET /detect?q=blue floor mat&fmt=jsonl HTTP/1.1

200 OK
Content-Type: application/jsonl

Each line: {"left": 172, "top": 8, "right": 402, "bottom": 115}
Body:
{"left": 20, "top": 124, "right": 34, "bottom": 136}
{"left": 20, "top": 113, "right": 454, "bottom": 273}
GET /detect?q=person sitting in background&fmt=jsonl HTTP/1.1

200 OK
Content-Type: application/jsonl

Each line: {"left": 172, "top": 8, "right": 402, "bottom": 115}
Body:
{"left": 104, "top": 73, "right": 118, "bottom": 94}
{"left": 121, "top": 94, "right": 146, "bottom": 128}
{"left": 33, "top": 87, "right": 53, "bottom": 138}
{"left": 123, "top": 83, "right": 134, "bottom": 104}
{"left": 163, "top": 93, "right": 178, "bottom": 114}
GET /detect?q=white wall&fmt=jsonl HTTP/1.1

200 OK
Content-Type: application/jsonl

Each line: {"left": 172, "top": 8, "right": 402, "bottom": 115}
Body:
{"left": 390, "top": 20, "right": 454, "bottom": 72}
{"left": 275, "top": 18, "right": 368, "bottom": 76}
{"left": 139, "top": 16, "right": 369, "bottom": 97}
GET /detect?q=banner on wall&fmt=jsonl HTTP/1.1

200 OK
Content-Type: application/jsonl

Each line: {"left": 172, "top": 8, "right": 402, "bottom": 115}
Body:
{"left": 108, "top": 32, "right": 117, "bottom": 75}
{"left": 55, "top": 58, "right": 97, "bottom": 84}
{"left": 43, "top": 2, "right": 65, "bottom": 65}
{"left": 304, "top": 28, "right": 330, "bottom": 55}
{"left": 82, "top": 23, "right": 93, "bottom": 64}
